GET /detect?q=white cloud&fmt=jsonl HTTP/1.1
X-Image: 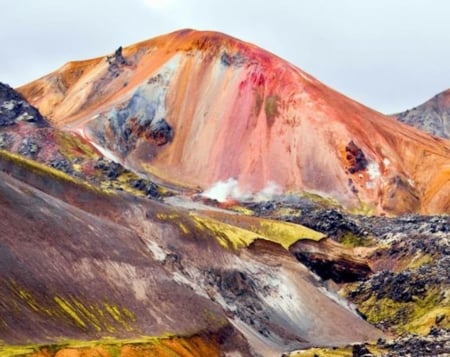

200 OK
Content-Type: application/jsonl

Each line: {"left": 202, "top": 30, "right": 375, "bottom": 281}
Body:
{"left": 141, "top": 0, "right": 172, "bottom": 11}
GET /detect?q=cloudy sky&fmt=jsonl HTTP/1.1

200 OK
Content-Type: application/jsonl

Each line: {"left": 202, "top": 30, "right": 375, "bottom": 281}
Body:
{"left": 1, "top": 0, "right": 448, "bottom": 113}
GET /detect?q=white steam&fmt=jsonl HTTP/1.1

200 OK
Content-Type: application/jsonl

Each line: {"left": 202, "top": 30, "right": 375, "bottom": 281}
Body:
{"left": 201, "top": 178, "right": 282, "bottom": 202}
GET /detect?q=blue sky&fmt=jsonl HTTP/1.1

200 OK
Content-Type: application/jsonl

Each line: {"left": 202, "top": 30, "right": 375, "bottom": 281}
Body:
{"left": 1, "top": 0, "right": 449, "bottom": 113}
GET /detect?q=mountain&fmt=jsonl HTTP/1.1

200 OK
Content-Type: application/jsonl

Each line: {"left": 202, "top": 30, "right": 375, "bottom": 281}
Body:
{"left": 1, "top": 30, "right": 450, "bottom": 356}
{"left": 18, "top": 29, "right": 450, "bottom": 215}
{"left": 393, "top": 89, "right": 450, "bottom": 139}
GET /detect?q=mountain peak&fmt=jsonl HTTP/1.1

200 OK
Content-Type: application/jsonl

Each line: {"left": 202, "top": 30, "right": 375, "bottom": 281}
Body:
{"left": 17, "top": 30, "right": 450, "bottom": 215}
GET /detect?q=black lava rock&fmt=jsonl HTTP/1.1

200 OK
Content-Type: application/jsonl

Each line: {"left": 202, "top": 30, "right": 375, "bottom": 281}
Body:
{"left": 18, "top": 138, "right": 39, "bottom": 158}
{"left": 0, "top": 82, "right": 48, "bottom": 127}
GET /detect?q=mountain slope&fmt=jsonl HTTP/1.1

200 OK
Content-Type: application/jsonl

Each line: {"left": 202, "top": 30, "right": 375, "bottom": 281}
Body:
{"left": 394, "top": 89, "right": 450, "bottom": 139}
{"left": 0, "top": 150, "right": 382, "bottom": 356}
{"left": 18, "top": 29, "right": 450, "bottom": 215}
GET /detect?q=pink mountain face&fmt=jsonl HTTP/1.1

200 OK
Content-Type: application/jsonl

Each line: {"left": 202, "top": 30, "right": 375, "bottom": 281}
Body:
{"left": 19, "top": 29, "right": 450, "bottom": 215}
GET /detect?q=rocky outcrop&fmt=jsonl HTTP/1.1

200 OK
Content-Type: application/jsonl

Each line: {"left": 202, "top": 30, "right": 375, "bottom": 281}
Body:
{"left": 0, "top": 82, "right": 47, "bottom": 127}
{"left": 290, "top": 238, "right": 372, "bottom": 283}
{"left": 106, "top": 46, "right": 131, "bottom": 78}
{"left": 393, "top": 89, "right": 450, "bottom": 139}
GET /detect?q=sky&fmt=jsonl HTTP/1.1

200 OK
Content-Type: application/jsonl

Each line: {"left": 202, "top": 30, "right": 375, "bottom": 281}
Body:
{"left": 0, "top": 0, "right": 449, "bottom": 113}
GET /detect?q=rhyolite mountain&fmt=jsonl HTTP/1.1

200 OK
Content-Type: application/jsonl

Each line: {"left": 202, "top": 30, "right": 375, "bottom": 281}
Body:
{"left": 393, "top": 89, "right": 450, "bottom": 140}
{"left": 18, "top": 29, "right": 450, "bottom": 215}
{"left": 1, "top": 29, "right": 450, "bottom": 357}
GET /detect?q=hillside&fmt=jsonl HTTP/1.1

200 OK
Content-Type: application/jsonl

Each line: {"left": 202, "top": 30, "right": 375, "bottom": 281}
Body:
{"left": 18, "top": 29, "right": 450, "bottom": 215}
{"left": 394, "top": 89, "right": 450, "bottom": 140}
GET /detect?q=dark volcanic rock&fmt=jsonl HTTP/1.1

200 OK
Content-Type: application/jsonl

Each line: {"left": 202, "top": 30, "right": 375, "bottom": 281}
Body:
{"left": 49, "top": 156, "right": 73, "bottom": 174}
{"left": 290, "top": 239, "right": 372, "bottom": 283}
{"left": 247, "top": 199, "right": 448, "bottom": 241}
{"left": 94, "top": 157, "right": 124, "bottom": 179}
{"left": 0, "top": 82, "right": 48, "bottom": 127}
{"left": 18, "top": 138, "right": 40, "bottom": 158}
{"left": 378, "top": 328, "right": 450, "bottom": 356}
{"left": 106, "top": 46, "right": 130, "bottom": 77}
{"left": 0, "top": 133, "right": 12, "bottom": 149}
{"left": 346, "top": 140, "right": 368, "bottom": 174}
{"left": 150, "top": 118, "right": 173, "bottom": 145}
{"left": 205, "top": 268, "right": 272, "bottom": 338}
{"left": 97, "top": 89, "right": 174, "bottom": 155}
{"left": 352, "top": 343, "right": 373, "bottom": 357}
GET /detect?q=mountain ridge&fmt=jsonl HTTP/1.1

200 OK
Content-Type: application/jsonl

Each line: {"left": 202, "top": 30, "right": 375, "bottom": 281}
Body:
{"left": 393, "top": 88, "right": 450, "bottom": 140}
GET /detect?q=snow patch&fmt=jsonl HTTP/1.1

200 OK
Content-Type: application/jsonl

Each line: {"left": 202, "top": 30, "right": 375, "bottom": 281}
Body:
{"left": 145, "top": 240, "right": 167, "bottom": 262}
{"left": 90, "top": 141, "right": 121, "bottom": 163}
{"left": 1, "top": 100, "right": 15, "bottom": 110}
{"left": 201, "top": 178, "right": 281, "bottom": 202}
{"left": 367, "top": 161, "right": 381, "bottom": 180}
{"left": 73, "top": 127, "right": 119, "bottom": 162}
{"left": 365, "top": 161, "right": 382, "bottom": 189}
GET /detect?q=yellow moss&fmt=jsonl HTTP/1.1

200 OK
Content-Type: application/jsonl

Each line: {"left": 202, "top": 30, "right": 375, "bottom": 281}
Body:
{"left": 348, "top": 200, "right": 376, "bottom": 216}
{"left": 72, "top": 300, "right": 102, "bottom": 332}
{"left": 356, "top": 289, "right": 450, "bottom": 335}
{"left": 300, "top": 191, "right": 340, "bottom": 208}
{"left": 254, "top": 219, "right": 323, "bottom": 248}
{"left": 406, "top": 306, "right": 450, "bottom": 334}
{"left": 227, "top": 205, "right": 254, "bottom": 216}
{"left": 54, "top": 130, "right": 100, "bottom": 161}
{"left": 54, "top": 296, "right": 87, "bottom": 328}
{"left": 0, "top": 345, "right": 39, "bottom": 357}
{"left": 290, "top": 348, "right": 352, "bottom": 357}
{"left": 358, "top": 295, "right": 405, "bottom": 325}
{"left": 111, "top": 171, "right": 147, "bottom": 197}
{"left": 156, "top": 206, "right": 323, "bottom": 251}
{"left": 105, "top": 303, "right": 121, "bottom": 321}
{"left": 178, "top": 223, "right": 190, "bottom": 235}
{"left": 0, "top": 149, "right": 108, "bottom": 195}
{"left": 102, "top": 303, "right": 135, "bottom": 331}
{"left": 6, "top": 281, "right": 138, "bottom": 334}
{"left": 189, "top": 213, "right": 323, "bottom": 250}
{"left": 271, "top": 207, "right": 301, "bottom": 218}
{"left": 156, "top": 212, "right": 192, "bottom": 235}
{"left": 290, "top": 345, "right": 385, "bottom": 357}
{"left": 406, "top": 254, "right": 432, "bottom": 270}
{"left": 157, "top": 213, "right": 179, "bottom": 220}
{"left": 8, "top": 281, "right": 41, "bottom": 313}
{"left": 404, "top": 291, "right": 450, "bottom": 334}
{"left": 339, "top": 232, "right": 372, "bottom": 247}
{"left": 190, "top": 214, "right": 255, "bottom": 249}
{"left": 122, "top": 307, "right": 136, "bottom": 322}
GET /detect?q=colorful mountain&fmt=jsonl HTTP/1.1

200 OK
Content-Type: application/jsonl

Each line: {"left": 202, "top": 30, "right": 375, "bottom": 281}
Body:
{"left": 1, "top": 29, "right": 450, "bottom": 357}
{"left": 18, "top": 29, "right": 450, "bottom": 215}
